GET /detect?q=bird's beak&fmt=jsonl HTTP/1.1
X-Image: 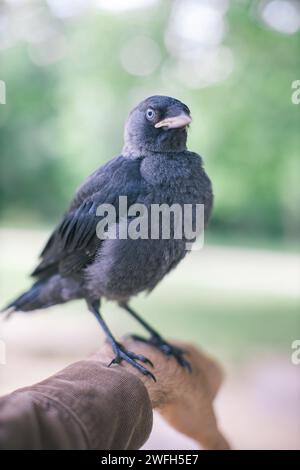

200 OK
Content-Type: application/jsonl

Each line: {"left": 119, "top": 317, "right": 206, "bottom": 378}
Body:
{"left": 155, "top": 112, "right": 192, "bottom": 130}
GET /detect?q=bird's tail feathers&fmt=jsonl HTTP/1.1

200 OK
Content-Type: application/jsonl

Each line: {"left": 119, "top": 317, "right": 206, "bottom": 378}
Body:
{"left": 1, "top": 280, "right": 51, "bottom": 317}
{"left": 1, "top": 275, "right": 82, "bottom": 317}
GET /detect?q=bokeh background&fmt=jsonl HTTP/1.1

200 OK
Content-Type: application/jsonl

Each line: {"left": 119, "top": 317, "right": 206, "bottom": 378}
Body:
{"left": 0, "top": 0, "right": 299, "bottom": 449}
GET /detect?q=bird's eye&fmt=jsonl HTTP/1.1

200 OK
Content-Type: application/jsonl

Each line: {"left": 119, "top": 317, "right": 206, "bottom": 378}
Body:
{"left": 146, "top": 108, "right": 155, "bottom": 121}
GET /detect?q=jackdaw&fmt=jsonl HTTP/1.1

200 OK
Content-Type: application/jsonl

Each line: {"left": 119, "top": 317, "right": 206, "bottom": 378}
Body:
{"left": 3, "top": 95, "right": 213, "bottom": 380}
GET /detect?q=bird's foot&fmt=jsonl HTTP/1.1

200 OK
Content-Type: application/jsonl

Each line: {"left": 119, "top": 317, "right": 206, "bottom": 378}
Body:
{"left": 130, "top": 334, "right": 192, "bottom": 372}
{"left": 108, "top": 341, "right": 156, "bottom": 381}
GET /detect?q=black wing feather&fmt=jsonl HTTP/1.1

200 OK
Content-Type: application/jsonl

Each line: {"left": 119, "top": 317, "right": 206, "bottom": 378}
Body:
{"left": 32, "top": 156, "right": 145, "bottom": 279}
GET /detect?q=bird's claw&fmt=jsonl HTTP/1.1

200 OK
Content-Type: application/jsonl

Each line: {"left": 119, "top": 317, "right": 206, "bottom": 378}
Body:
{"left": 130, "top": 334, "right": 192, "bottom": 372}
{"left": 108, "top": 342, "right": 156, "bottom": 381}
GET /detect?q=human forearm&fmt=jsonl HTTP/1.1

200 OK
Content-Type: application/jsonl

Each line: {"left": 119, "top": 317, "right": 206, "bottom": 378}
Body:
{"left": 0, "top": 357, "right": 152, "bottom": 450}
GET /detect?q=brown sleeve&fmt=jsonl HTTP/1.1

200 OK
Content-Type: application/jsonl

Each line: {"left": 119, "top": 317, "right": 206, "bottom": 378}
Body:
{"left": 0, "top": 359, "right": 153, "bottom": 450}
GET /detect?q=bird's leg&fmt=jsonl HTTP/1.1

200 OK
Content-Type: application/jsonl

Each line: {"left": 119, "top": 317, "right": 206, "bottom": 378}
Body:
{"left": 119, "top": 302, "right": 191, "bottom": 372}
{"left": 87, "top": 300, "right": 156, "bottom": 381}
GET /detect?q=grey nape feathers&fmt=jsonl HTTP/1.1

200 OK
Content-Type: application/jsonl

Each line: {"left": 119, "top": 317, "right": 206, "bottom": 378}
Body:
{"left": 3, "top": 95, "right": 213, "bottom": 380}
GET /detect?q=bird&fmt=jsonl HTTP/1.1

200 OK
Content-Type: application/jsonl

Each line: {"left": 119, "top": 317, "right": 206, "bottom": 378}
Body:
{"left": 2, "top": 95, "right": 213, "bottom": 380}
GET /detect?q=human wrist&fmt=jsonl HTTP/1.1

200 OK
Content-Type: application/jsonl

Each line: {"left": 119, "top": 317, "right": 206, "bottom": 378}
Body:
{"left": 93, "top": 338, "right": 181, "bottom": 408}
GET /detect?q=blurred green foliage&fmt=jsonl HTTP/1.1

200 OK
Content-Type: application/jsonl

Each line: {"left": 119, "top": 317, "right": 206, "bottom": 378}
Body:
{"left": 0, "top": 0, "right": 299, "bottom": 245}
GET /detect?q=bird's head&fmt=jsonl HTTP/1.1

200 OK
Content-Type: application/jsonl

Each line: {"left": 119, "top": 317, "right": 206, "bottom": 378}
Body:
{"left": 123, "top": 95, "right": 192, "bottom": 156}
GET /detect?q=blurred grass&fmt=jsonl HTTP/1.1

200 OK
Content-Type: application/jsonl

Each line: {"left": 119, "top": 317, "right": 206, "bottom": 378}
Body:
{"left": 133, "top": 294, "right": 300, "bottom": 361}
{"left": 206, "top": 230, "right": 300, "bottom": 254}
